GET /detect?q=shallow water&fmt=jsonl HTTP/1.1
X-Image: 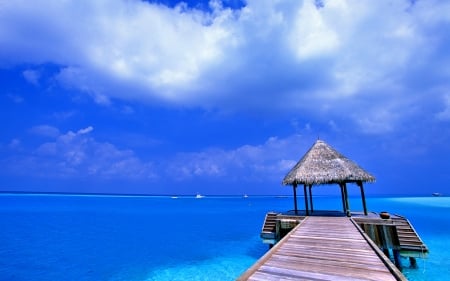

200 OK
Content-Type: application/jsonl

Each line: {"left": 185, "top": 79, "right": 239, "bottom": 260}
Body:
{"left": 0, "top": 194, "right": 448, "bottom": 280}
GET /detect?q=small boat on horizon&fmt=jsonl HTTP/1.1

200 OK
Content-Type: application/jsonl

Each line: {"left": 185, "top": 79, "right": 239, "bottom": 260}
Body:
{"left": 196, "top": 193, "right": 205, "bottom": 199}
{"left": 243, "top": 194, "right": 248, "bottom": 198}
{"left": 432, "top": 193, "right": 443, "bottom": 197}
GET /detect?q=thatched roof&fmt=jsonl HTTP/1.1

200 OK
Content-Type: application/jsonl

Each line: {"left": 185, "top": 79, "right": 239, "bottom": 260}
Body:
{"left": 282, "top": 140, "right": 375, "bottom": 186}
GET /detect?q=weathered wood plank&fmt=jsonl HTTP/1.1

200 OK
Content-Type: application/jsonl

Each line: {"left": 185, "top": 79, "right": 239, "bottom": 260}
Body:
{"left": 238, "top": 216, "right": 406, "bottom": 281}
{"left": 271, "top": 250, "right": 387, "bottom": 266}
{"left": 267, "top": 255, "right": 391, "bottom": 273}
{"left": 257, "top": 265, "right": 375, "bottom": 281}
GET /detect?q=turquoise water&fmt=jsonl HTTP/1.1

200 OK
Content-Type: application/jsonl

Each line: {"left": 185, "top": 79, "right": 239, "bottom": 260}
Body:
{"left": 0, "top": 194, "right": 448, "bottom": 280}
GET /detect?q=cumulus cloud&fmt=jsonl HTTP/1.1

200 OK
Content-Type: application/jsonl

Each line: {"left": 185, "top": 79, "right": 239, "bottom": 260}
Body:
{"left": 7, "top": 127, "right": 156, "bottom": 180}
{"left": 22, "top": 69, "right": 41, "bottom": 86}
{"left": 1, "top": 0, "right": 450, "bottom": 134}
{"left": 29, "top": 125, "right": 60, "bottom": 138}
{"left": 288, "top": 0, "right": 340, "bottom": 59}
{"left": 4, "top": 125, "right": 313, "bottom": 184}
{"left": 0, "top": 0, "right": 236, "bottom": 103}
{"left": 166, "top": 134, "right": 309, "bottom": 182}
{"left": 2, "top": 126, "right": 396, "bottom": 185}
{"left": 77, "top": 126, "right": 93, "bottom": 135}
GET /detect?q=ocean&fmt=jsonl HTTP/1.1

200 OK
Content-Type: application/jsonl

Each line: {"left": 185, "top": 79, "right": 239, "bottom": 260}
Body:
{"left": 0, "top": 194, "right": 448, "bottom": 281}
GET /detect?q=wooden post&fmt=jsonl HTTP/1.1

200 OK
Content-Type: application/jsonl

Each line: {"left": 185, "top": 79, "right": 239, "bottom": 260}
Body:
{"left": 340, "top": 183, "right": 346, "bottom": 213}
{"left": 293, "top": 183, "right": 298, "bottom": 215}
{"left": 393, "top": 250, "right": 402, "bottom": 269}
{"left": 358, "top": 181, "right": 368, "bottom": 216}
{"left": 308, "top": 184, "right": 314, "bottom": 213}
{"left": 409, "top": 257, "right": 417, "bottom": 268}
{"left": 343, "top": 183, "right": 351, "bottom": 217}
{"left": 304, "top": 184, "right": 309, "bottom": 216}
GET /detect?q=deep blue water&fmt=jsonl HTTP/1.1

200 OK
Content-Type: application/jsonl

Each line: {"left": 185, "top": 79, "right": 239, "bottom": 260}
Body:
{"left": 0, "top": 194, "right": 448, "bottom": 280}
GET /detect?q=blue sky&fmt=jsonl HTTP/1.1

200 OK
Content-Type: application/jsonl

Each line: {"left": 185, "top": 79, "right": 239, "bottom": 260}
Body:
{"left": 1, "top": 0, "right": 450, "bottom": 196}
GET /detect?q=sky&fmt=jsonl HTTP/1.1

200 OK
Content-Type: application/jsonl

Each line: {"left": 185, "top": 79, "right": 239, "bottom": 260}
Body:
{"left": 1, "top": 0, "right": 450, "bottom": 196}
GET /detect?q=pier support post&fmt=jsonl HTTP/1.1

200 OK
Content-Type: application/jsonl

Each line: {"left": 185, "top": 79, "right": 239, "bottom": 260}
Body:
{"left": 358, "top": 181, "right": 368, "bottom": 216}
{"left": 409, "top": 257, "right": 417, "bottom": 268}
{"left": 293, "top": 183, "right": 298, "bottom": 215}
{"left": 383, "top": 248, "right": 390, "bottom": 258}
{"left": 340, "top": 183, "right": 346, "bottom": 214}
{"left": 303, "top": 184, "right": 309, "bottom": 216}
{"left": 393, "top": 250, "right": 402, "bottom": 269}
{"left": 308, "top": 184, "right": 314, "bottom": 213}
{"left": 343, "top": 183, "right": 351, "bottom": 217}
{"left": 340, "top": 183, "right": 351, "bottom": 216}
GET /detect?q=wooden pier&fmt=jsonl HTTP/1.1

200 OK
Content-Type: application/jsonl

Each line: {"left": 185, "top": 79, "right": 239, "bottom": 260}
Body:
{"left": 242, "top": 140, "right": 429, "bottom": 280}
{"left": 238, "top": 216, "right": 407, "bottom": 281}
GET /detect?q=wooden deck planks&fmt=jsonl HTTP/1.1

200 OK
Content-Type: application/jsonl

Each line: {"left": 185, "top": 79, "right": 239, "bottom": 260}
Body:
{"left": 239, "top": 216, "right": 405, "bottom": 281}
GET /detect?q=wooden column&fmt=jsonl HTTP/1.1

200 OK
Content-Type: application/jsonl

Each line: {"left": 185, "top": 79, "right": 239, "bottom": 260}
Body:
{"left": 357, "top": 181, "right": 368, "bottom": 216}
{"left": 343, "top": 183, "right": 351, "bottom": 217}
{"left": 304, "top": 184, "right": 309, "bottom": 216}
{"left": 340, "top": 183, "right": 347, "bottom": 213}
{"left": 293, "top": 183, "right": 298, "bottom": 215}
{"left": 308, "top": 184, "right": 314, "bottom": 213}
{"left": 393, "top": 250, "right": 402, "bottom": 269}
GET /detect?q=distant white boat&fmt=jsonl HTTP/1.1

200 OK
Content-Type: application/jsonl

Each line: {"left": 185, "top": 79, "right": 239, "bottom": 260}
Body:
{"left": 243, "top": 194, "right": 249, "bottom": 198}
{"left": 170, "top": 196, "right": 178, "bottom": 199}
{"left": 432, "top": 193, "right": 443, "bottom": 197}
{"left": 196, "top": 193, "right": 204, "bottom": 199}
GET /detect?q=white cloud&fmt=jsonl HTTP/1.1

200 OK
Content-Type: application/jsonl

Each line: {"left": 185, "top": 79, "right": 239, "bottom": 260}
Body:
{"left": 29, "top": 125, "right": 60, "bottom": 138}
{"left": 56, "top": 67, "right": 112, "bottom": 105}
{"left": 77, "top": 126, "right": 93, "bottom": 135}
{"left": 5, "top": 128, "right": 310, "bottom": 184}
{"left": 7, "top": 127, "right": 157, "bottom": 180}
{"left": 1, "top": 0, "right": 450, "bottom": 134}
{"left": 22, "top": 69, "right": 40, "bottom": 85}
{"left": 2, "top": 127, "right": 314, "bottom": 185}
{"left": 288, "top": 0, "right": 340, "bottom": 59}
{"left": 166, "top": 134, "right": 311, "bottom": 182}
{"left": 0, "top": 0, "right": 237, "bottom": 103}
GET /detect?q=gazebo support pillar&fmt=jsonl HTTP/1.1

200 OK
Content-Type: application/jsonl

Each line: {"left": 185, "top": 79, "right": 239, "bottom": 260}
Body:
{"left": 357, "top": 181, "right": 368, "bottom": 216}
{"left": 308, "top": 184, "right": 314, "bottom": 213}
{"left": 343, "top": 183, "right": 351, "bottom": 217}
{"left": 293, "top": 183, "right": 298, "bottom": 215}
{"left": 303, "top": 184, "right": 309, "bottom": 216}
{"left": 340, "top": 183, "right": 346, "bottom": 213}
{"left": 340, "top": 183, "right": 351, "bottom": 216}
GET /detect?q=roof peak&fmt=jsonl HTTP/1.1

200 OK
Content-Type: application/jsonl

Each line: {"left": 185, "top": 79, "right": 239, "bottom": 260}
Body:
{"left": 282, "top": 139, "right": 375, "bottom": 186}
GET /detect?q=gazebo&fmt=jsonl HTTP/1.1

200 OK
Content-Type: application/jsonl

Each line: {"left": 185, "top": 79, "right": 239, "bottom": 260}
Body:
{"left": 282, "top": 139, "right": 375, "bottom": 216}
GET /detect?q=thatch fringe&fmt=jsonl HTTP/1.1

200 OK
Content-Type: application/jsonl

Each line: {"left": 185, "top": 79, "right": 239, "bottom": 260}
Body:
{"left": 282, "top": 140, "right": 375, "bottom": 186}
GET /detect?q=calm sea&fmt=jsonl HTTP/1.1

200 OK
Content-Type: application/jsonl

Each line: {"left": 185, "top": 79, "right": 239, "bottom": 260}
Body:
{"left": 0, "top": 194, "right": 448, "bottom": 281}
